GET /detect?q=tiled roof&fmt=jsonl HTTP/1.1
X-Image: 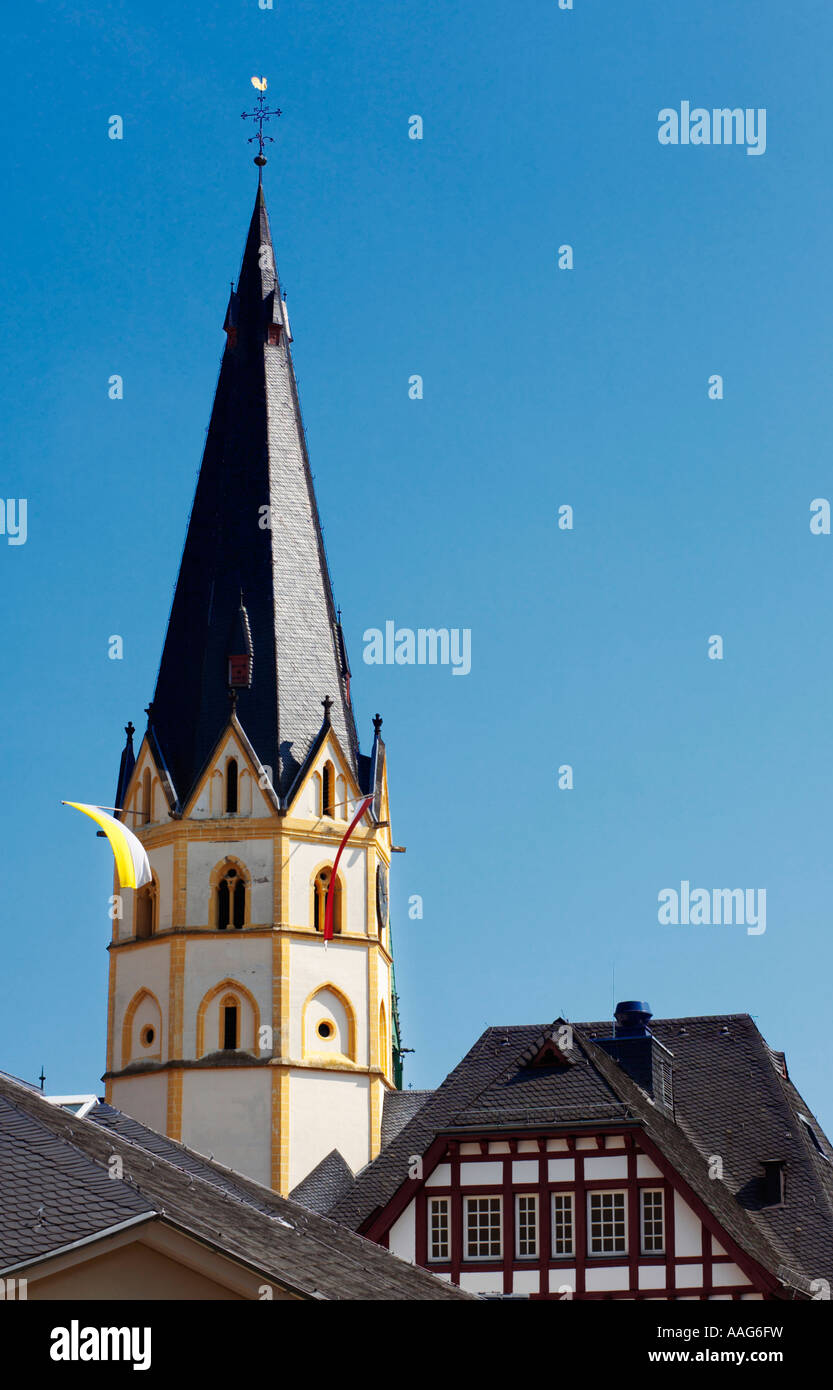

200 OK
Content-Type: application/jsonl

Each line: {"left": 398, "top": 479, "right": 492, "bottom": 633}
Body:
{"left": 0, "top": 1093, "right": 152, "bottom": 1266}
{"left": 329, "top": 1014, "right": 833, "bottom": 1293}
{"left": 289, "top": 1149, "right": 355, "bottom": 1214}
{"left": 0, "top": 1074, "right": 473, "bottom": 1300}
{"left": 381, "top": 1090, "right": 434, "bottom": 1148}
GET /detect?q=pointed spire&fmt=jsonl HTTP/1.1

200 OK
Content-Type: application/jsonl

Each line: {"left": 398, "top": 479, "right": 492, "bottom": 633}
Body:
{"left": 114, "top": 722, "right": 136, "bottom": 818}
{"left": 147, "top": 185, "right": 358, "bottom": 803}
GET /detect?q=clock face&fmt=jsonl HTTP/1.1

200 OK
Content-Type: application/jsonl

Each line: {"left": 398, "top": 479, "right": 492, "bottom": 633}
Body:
{"left": 376, "top": 864, "right": 389, "bottom": 931}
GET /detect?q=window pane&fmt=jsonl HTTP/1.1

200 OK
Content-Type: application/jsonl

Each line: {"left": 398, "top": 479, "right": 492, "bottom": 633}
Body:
{"left": 588, "top": 1191, "right": 627, "bottom": 1254}
{"left": 428, "top": 1198, "right": 450, "bottom": 1261}
{"left": 551, "top": 1193, "right": 574, "bottom": 1257}
{"left": 464, "top": 1197, "right": 502, "bottom": 1259}
{"left": 515, "top": 1194, "right": 538, "bottom": 1258}
{"left": 640, "top": 1189, "right": 665, "bottom": 1254}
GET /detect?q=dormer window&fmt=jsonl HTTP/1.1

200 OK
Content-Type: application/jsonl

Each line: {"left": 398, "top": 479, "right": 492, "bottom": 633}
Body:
{"left": 761, "top": 1159, "right": 787, "bottom": 1205}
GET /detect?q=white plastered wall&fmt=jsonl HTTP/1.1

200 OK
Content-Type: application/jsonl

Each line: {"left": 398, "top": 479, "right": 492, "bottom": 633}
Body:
{"left": 289, "top": 937, "right": 368, "bottom": 1065}
{"left": 181, "top": 1068, "right": 272, "bottom": 1188}
{"left": 288, "top": 1069, "right": 370, "bottom": 1189}
{"left": 113, "top": 942, "right": 170, "bottom": 1069}
{"left": 180, "top": 936, "right": 272, "bottom": 1058}
{"left": 288, "top": 838, "right": 367, "bottom": 933}
{"left": 110, "top": 1071, "right": 168, "bottom": 1136}
{"left": 186, "top": 838, "right": 273, "bottom": 926}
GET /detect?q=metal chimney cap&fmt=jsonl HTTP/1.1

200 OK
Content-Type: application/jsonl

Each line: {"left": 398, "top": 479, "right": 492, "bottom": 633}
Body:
{"left": 614, "top": 1001, "right": 653, "bottom": 1035}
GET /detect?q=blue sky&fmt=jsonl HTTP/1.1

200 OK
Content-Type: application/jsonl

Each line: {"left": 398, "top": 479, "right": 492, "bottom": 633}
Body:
{"left": 2, "top": 0, "right": 832, "bottom": 1133}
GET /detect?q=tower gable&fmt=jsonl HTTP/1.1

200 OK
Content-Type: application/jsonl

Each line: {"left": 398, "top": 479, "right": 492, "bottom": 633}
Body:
{"left": 183, "top": 718, "right": 280, "bottom": 820}
{"left": 287, "top": 726, "right": 366, "bottom": 824}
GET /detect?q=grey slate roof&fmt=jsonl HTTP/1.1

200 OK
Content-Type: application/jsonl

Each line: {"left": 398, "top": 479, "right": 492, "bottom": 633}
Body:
{"left": 381, "top": 1090, "right": 434, "bottom": 1148}
{"left": 0, "top": 1073, "right": 472, "bottom": 1300}
{"left": 148, "top": 185, "right": 358, "bottom": 805}
{"left": 289, "top": 1149, "right": 356, "bottom": 1215}
{"left": 328, "top": 1014, "right": 833, "bottom": 1294}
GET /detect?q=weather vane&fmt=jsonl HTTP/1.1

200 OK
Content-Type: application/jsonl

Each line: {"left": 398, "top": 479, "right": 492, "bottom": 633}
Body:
{"left": 241, "top": 76, "right": 282, "bottom": 177}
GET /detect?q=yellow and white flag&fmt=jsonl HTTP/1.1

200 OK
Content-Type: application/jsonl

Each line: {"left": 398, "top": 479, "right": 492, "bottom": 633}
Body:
{"left": 62, "top": 802, "right": 152, "bottom": 890}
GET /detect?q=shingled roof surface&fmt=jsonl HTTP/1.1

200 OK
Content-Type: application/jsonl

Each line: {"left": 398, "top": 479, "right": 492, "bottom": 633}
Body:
{"left": 328, "top": 1015, "right": 833, "bottom": 1292}
{"left": 381, "top": 1089, "right": 434, "bottom": 1148}
{"left": 289, "top": 1149, "right": 355, "bottom": 1215}
{"left": 0, "top": 1074, "right": 473, "bottom": 1300}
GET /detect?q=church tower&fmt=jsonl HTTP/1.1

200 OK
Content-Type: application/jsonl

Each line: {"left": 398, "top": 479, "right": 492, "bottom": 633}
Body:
{"left": 103, "top": 178, "right": 402, "bottom": 1195}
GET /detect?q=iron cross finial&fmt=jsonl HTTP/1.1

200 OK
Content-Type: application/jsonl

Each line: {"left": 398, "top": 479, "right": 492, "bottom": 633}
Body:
{"left": 241, "top": 76, "right": 282, "bottom": 177}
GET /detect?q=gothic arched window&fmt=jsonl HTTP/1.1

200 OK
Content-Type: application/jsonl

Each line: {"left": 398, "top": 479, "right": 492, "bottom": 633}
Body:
{"left": 215, "top": 864, "right": 247, "bottom": 930}
{"left": 226, "top": 758, "right": 238, "bottom": 814}
{"left": 221, "top": 995, "right": 239, "bottom": 1050}
{"left": 135, "top": 877, "right": 157, "bottom": 939}
{"left": 142, "top": 768, "right": 152, "bottom": 825}
{"left": 312, "top": 866, "right": 342, "bottom": 934}
{"left": 322, "top": 761, "right": 335, "bottom": 818}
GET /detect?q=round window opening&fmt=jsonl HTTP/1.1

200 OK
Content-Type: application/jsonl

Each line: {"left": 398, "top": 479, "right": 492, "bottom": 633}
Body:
{"left": 140, "top": 1025, "right": 155, "bottom": 1047}
{"left": 317, "top": 1020, "right": 334, "bottom": 1040}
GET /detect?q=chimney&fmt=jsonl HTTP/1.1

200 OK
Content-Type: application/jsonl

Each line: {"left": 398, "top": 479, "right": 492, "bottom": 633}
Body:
{"left": 593, "top": 1001, "right": 674, "bottom": 1114}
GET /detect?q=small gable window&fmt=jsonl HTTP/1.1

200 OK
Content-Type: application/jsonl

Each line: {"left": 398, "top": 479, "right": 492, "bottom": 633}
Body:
{"left": 313, "top": 866, "right": 342, "bottom": 934}
{"left": 142, "top": 768, "right": 152, "bottom": 825}
{"left": 226, "top": 758, "right": 238, "bottom": 814}
{"left": 322, "top": 760, "right": 335, "bottom": 817}
{"left": 216, "top": 866, "right": 246, "bottom": 930}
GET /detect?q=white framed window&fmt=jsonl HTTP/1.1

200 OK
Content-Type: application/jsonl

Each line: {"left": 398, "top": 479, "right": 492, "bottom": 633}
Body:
{"left": 640, "top": 1188, "right": 665, "bottom": 1254}
{"left": 428, "top": 1197, "right": 450, "bottom": 1262}
{"left": 515, "top": 1194, "right": 538, "bottom": 1259}
{"left": 588, "top": 1190, "right": 627, "bottom": 1255}
{"left": 464, "top": 1195, "right": 502, "bottom": 1260}
{"left": 551, "top": 1192, "right": 575, "bottom": 1257}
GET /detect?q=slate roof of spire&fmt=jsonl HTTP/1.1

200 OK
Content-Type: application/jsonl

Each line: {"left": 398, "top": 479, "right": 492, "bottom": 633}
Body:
{"left": 148, "top": 184, "right": 358, "bottom": 805}
{"left": 327, "top": 1014, "right": 833, "bottom": 1294}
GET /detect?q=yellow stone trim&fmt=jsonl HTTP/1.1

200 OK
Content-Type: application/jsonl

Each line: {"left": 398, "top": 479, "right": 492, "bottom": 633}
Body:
{"left": 278, "top": 1068, "right": 290, "bottom": 1194}
{"left": 195, "top": 976, "right": 261, "bottom": 1058}
{"left": 105, "top": 945, "right": 117, "bottom": 1075}
{"left": 166, "top": 1068, "right": 183, "bottom": 1141}
{"left": 270, "top": 1067, "right": 282, "bottom": 1192}
{"left": 275, "top": 932, "right": 290, "bottom": 1056}
{"left": 108, "top": 924, "right": 393, "bottom": 967}
{"left": 168, "top": 936, "right": 186, "bottom": 1060}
